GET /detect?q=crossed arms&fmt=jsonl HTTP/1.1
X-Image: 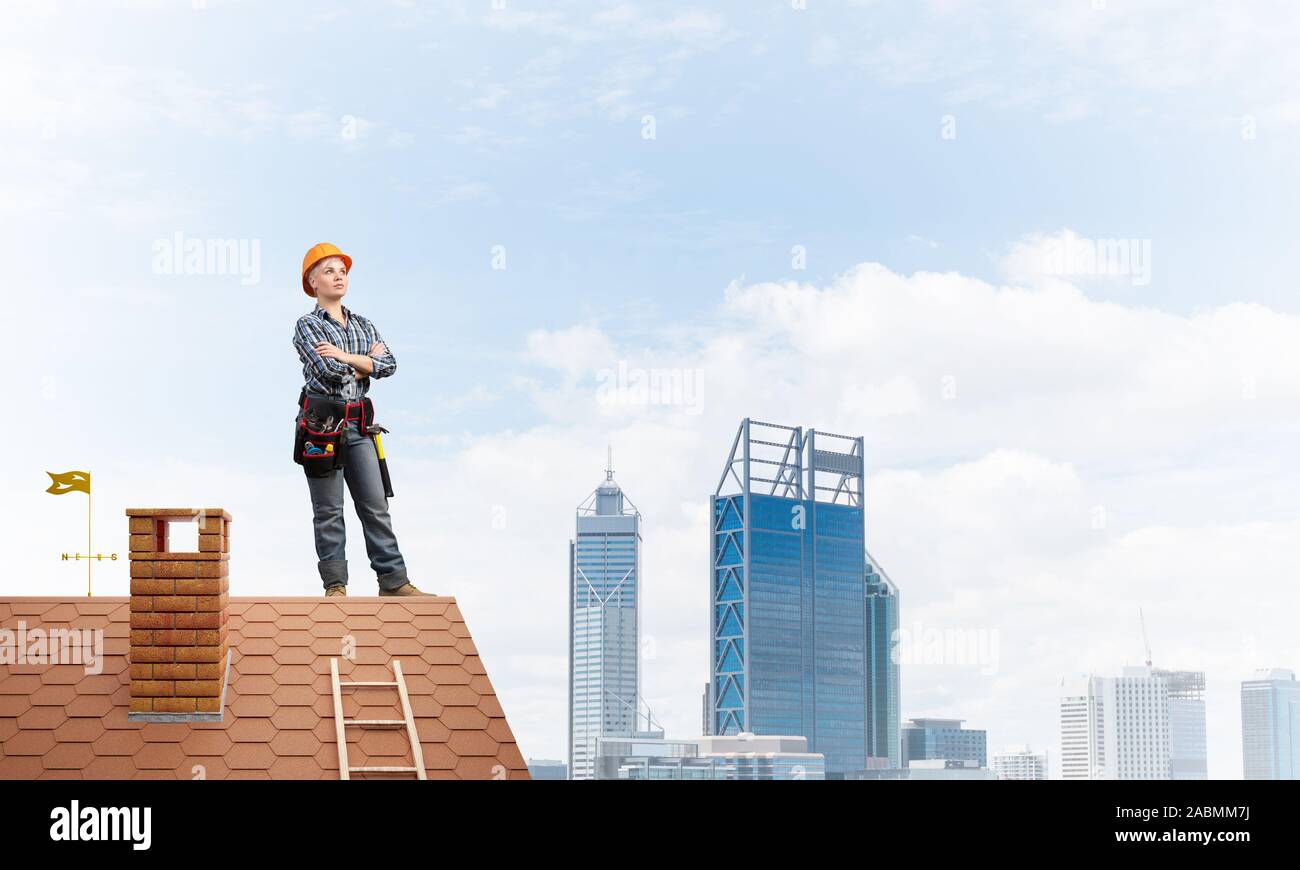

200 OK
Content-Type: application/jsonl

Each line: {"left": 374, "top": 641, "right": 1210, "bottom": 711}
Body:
{"left": 293, "top": 318, "right": 398, "bottom": 386}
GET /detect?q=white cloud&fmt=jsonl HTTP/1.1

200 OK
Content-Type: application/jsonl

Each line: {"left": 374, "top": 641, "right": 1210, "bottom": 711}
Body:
{"left": 524, "top": 323, "right": 617, "bottom": 379}
{"left": 467, "top": 83, "right": 511, "bottom": 110}
{"left": 998, "top": 228, "right": 1155, "bottom": 290}
{"left": 483, "top": 3, "right": 729, "bottom": 49}
{"left": 825, "top": 0, "right": 1300, "bottom": 128}
{"left": 308, "top": 8, "right": 350, "bottom": 28}
{"left": 0, "top": 45, "right": 399, "bottom": 148}
{"left": 461, "top": 2, "right": 734, "bottom": 125}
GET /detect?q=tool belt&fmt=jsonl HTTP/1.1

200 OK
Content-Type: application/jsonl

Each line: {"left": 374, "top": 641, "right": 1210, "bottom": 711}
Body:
{"left": 293, "top": 389, "right": 374, "bottom": 478}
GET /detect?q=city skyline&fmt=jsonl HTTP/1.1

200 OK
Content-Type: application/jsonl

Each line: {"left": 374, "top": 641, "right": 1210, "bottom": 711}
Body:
{"left": 566, "top": 434, "right": 1254, "bottom": 781}
{"left": 559, "top": 436, "right": 1279, "bottom": 780}
{"left": 561, "top": 435, "right": 1269, "bottom": 779}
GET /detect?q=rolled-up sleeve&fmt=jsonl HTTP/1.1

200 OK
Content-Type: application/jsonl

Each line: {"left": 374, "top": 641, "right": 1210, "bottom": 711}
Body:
{"left": 368, "top": 326, "right": 397, "bottom": 380}
{"left": 293, "top": 317, "right": 354, "bottom": 385}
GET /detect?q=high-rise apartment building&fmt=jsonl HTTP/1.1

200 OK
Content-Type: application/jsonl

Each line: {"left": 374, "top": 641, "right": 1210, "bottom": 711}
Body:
{"left": 992, "top": 747, "right": 1048, "bottom": 780}
{"left": 1060, "top": 667, "right": 1173, "bottom": 779}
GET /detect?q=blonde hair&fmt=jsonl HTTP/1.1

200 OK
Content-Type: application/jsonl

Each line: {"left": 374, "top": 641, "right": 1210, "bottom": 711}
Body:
{"left": 307, "top": 255, "right": 347, "bottom": 291}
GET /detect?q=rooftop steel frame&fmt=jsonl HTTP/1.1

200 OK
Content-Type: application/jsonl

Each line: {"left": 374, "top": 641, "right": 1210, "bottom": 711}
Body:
{"left": 714, "top": 418, "right": 864, "bottom": 506}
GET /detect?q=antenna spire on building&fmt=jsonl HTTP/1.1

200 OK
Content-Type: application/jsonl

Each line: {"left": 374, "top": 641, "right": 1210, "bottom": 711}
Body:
{"left": 606, "top": 443, "right": 614, "bottom": 482}
{"left": 1140, "top": 607, "right": 1153, "bottom": 668}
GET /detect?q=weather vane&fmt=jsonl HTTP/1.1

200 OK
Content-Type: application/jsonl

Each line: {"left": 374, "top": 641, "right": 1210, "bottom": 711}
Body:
{"left": 46, "top": 470, "right": 115, "bottom": 597}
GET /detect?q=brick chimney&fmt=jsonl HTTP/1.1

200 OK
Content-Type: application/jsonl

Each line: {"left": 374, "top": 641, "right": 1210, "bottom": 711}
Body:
{"left": 126, "top": 508, "right": 231, "bottom": 721}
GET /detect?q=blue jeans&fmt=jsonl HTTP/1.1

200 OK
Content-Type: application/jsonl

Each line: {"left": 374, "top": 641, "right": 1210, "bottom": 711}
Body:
{"left": 306, "top": 420, "right": 409, "bottom": 592}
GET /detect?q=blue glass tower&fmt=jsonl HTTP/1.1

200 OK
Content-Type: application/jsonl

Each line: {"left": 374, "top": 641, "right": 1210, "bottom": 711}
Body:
{"left": 710, "top": 418, "right": 867, "bottom": 774}
{"left": 1241, "top": 668, "right": 1300, "bottom": 780}
{"left": 865, "top": 555, "right": 901, "bottom": 768}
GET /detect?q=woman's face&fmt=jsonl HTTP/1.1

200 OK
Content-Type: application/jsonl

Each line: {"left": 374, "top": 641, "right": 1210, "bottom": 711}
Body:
{"left": 311, "top": 257, "right": 349, "bottom": 299}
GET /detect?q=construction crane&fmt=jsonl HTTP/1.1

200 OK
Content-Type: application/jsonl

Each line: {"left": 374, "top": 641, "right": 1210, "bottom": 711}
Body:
{"left": 1139, "top": 607, "right": 1153, "bottom": 668}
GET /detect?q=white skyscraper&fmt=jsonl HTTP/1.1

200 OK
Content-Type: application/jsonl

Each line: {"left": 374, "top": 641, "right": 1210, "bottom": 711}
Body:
{"left": 1059, "top": 675, "right": 1103, "bottom": 779}
{"left": 993, "top": 747, "right": 1048, "bottom": 780}
{"left": 568, "top": 454, "right": 642, "bottom": 780}
{"left": 1059, "top": 667, "right": 1174, "bottom": 779}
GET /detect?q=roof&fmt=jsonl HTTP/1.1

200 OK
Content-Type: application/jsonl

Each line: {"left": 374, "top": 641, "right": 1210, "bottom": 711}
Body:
{"left": 0, "top": 597, "right": 529, "bottom": 780}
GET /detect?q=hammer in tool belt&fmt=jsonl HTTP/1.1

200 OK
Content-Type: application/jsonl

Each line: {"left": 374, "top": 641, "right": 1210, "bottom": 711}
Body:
{"left": 365, "top": 425, "right": 394, "bottom": 498}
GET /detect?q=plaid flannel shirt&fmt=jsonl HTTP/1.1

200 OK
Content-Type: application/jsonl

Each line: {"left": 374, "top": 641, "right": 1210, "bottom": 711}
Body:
{"left": 292, "top": 303, "right": 397, "bottom": 401}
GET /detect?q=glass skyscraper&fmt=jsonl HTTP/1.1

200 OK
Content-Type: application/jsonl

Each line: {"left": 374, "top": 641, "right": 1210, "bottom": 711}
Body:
{"left": 1155, "top": 669, "right": 1207, "bottom": 779}
{"left": 1241, "top": 668, "right": 1300, "bottom": 780}
{"left": 710, "top": 418, "right": 868, "bottom": 774}
{"left": 569, "top": 456, "right": 641, "bottom": 780}
{"left": 865, "top": 556, "right": 901, "bottom": 768}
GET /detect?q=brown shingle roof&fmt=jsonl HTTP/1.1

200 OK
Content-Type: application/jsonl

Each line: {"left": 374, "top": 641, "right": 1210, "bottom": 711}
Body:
{"left": 0, "top": 597, "right": 529, "bottom": 780}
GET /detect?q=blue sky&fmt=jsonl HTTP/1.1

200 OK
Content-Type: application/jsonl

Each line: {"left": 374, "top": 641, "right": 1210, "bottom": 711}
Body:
{"left": 5, "top": 0, "right": 1300, "bottom": 777}
{"left": 10, "top": 0, "right": 1300, "bottom": 439}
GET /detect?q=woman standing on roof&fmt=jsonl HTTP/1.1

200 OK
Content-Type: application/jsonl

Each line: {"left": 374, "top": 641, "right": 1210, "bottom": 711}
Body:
{"left": 292, "top": 242, "right": 431, "bottom": 597}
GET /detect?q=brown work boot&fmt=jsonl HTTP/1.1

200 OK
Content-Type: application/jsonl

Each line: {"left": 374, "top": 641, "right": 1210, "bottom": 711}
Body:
{"left": 325, "top": 584, "right": 347, "bottom": 597}
{"left": 379, "top": 582, "right": 433, "bottom": 597}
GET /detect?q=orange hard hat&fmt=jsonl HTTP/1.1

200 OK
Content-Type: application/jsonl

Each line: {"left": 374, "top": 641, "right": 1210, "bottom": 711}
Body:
{"left": 301, "top": 243, "right": 353, "bottom": 296}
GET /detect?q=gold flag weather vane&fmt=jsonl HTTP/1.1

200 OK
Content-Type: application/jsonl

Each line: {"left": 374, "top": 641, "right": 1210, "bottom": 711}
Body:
{"left": 46, "top": 470, "right": 115, "bottom": 597}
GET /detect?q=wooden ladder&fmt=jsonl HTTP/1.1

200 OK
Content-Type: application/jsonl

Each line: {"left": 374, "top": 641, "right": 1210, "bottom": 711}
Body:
{"left": 330, "top": 658, "right": 428, "bottom": 780}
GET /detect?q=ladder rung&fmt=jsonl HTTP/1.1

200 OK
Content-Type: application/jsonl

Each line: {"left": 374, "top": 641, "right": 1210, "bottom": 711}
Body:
{"left": 344, "top": 719, "right": 405, "bottom": 727}
{"left": 331, "top": 657, "right": 428, "bottom": 780}
{"left": 340, "top": 680, "right": 399, "bottom": 687}
{"left": 349, "top": 766, "right": 418, "bottom": 773}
